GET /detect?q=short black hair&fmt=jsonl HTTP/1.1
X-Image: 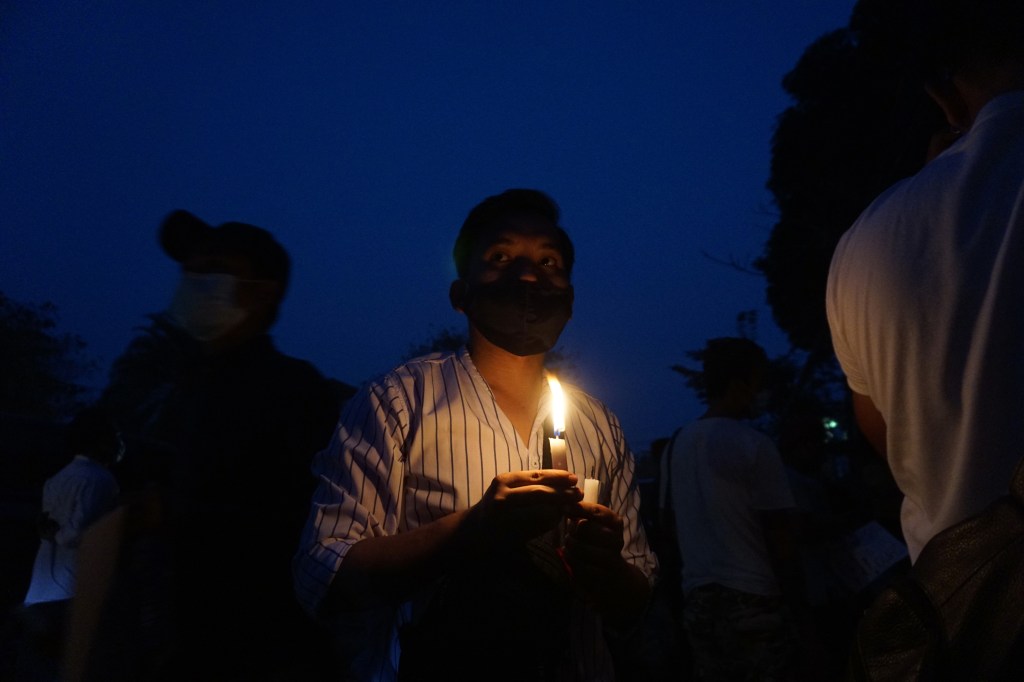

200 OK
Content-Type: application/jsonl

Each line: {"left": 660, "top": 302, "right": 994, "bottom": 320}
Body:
{"left": 905, "top": 0, "right": 1024, "bottom": 82}
{"left": 702, "top": 337, "right": 768, "bottom": 401}
{"left": 65, "top": 405, "right": 119, "bottom": 461}
{"left": 452, "top": 188, "right": 575, "bottom": 278}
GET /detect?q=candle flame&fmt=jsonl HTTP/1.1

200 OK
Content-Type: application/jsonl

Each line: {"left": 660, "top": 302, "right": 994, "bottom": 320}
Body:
{"left": 547, "top": 373, "right": 565, "bottom": 438}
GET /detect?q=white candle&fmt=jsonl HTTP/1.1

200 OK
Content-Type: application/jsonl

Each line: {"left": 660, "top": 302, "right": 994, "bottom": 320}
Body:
{"left": 548, "top": 436, "right": 567, "bottom": 470}
{"left": 546, "top": 374, "right": 568, "bottom": 470}
{"left": 583, "top": 478, "right": 601, "bottom": 503}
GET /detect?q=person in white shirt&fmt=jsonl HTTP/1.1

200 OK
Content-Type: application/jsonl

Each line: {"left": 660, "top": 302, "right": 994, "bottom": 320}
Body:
{"left": 826, "top": 0, "right": 1024, "bottom": 563}
{"left": 294, "top": 188, "right": 657, "bottom": 681}
{"left": 24, "top": 407, "right": 122, "bottom": 607}
{"left": 17, "top": 406, "right": 121, "bottom": 676}
{"left": 661, "top": 337, "right": 806, "bottom": 680}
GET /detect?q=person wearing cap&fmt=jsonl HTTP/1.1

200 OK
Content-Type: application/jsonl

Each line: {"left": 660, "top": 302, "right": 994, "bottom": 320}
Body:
{"left": 293, "top": 189, "right": 657, "bottom": 681}
{"left": 158, "top": 210, "right": 293, "bottom": 354}
{"left": 96, "top": 210, "right": 353, "bottom": 679}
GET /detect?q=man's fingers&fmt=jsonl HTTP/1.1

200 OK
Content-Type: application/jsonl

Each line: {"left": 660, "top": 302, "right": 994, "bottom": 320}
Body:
{"left": 567, "top": 502, "right": 623, "bottom": 528}
{"left": 498, "top": 470, "right": 579, "bottom": 489}
{"left": 500, "top": 484, "right": 581, "bottom": 506}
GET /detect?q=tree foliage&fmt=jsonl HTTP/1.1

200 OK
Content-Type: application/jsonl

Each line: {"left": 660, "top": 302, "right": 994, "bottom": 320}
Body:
{"left": 687, "top": 0, "right": 952, "bottom": 448}
{"left": 758, "top": 0, "right": 945, "bottom": 354}
{"left": 0, "top": 291, "right": 96, "bottom": 419}
{"left": 671, "top": 309, "right": 761, "bottom": 404}
{"left": 404, "top": 325, "right": 468, "bottom": 360}
{"left": 672, "top": 311, "right": 850, "bottom": 443}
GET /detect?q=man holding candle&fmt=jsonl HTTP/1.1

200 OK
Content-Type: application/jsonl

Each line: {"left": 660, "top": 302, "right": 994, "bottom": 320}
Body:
{"left": 294, "top": 188, "right": 657, "bottom": 681}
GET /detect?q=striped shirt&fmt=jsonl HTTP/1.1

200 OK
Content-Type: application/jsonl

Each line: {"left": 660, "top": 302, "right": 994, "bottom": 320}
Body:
{"left": 294, "top": 346, "right": 657, "bottom": 680}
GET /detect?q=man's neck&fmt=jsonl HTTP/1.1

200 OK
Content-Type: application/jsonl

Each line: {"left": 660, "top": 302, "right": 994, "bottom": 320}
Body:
{"left": 468, "top": 330, "right": 547, "bottom": 442}
{"left": 201, "top": 328, "right": 268, "bottom": 356}
{"left": 702, "top": 397, "right": 751, "bottom": 420}
{"left": 946, "top": 65, "right": 1024, "bottom": 130}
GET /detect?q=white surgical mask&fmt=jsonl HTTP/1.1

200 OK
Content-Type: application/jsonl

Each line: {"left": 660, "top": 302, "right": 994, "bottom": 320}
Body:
{"left": 167, "top": 272, "right": 247, "bottom": 341}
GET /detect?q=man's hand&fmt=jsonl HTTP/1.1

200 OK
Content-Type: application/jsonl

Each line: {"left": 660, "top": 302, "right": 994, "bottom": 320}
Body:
{"left": 564, "top": 502, "right": 625, "bottom": 582}
{"left": 562, "top": 501, "right": 650, "bottom": 626}
{"left": 332, "top": 469, "right": 582, "bottom": 610}
{"left": 472, "top": 469, "right": 582, "bottom": 544}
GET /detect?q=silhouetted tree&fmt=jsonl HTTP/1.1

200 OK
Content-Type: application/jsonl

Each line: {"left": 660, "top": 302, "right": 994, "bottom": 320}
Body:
{"left": 674, "top": 2, "right": 946, "bottom": 450}
{"left": 758, "top": 0, "right": 945, "bottom": 356}
{"left": 0, "top": 291, "right": 96, "bottom": 419}
{"left": 672, "top": 311, "right": 844, "bottom": 438}
{"left": 404, "top": 325, "right": 467, "bottom": 360}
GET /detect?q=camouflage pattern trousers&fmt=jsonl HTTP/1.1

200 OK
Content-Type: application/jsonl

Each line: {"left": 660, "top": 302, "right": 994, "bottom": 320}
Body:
{"left": 682, "top": 583, "right": 799, "bottom": 682}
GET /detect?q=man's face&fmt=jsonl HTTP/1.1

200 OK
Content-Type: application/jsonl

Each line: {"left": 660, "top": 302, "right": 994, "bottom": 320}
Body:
{"left": 464, "top": 213, "right": 571, "bottom": 290}
{"left": 452, "top": 212, "right": 574, "bottom": 356}
{"left": 181, "top": 251, "right": 278, "bottom": 313}
{"left": 170, "top": 250, "right": 283, "bottom": 347}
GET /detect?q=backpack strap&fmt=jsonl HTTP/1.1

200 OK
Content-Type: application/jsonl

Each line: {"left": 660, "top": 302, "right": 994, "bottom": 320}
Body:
{"left": 849, "top": 574, "right": 949, "bottom": 682}
{"left": 659, "top": 427, "right": 683, "bottom": 512}
{"left": 890, "top": 575, "right": 949, "bottom": 674}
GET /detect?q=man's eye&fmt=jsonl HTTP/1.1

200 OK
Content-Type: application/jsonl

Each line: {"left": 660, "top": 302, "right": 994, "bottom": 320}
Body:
{"left": 488, "top": 252, "right": 510, "bottom": 263}
{"left": 539, "top": 256, "right": 560, "bottom": 268}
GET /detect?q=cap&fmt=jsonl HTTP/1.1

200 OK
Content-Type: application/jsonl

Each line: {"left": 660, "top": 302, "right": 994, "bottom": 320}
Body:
{"left": 159, "top": 209, "right": 290, "bottom": 287}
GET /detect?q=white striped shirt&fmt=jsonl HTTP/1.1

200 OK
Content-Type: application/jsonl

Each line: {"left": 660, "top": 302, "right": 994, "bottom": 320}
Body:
{"left": 294, "top": 346, "right": 657, "bottom": 680}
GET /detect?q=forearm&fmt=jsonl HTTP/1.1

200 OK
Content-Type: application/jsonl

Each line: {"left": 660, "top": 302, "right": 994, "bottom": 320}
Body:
{"left": 762, "top": 511, "right": 807, "bottom": 611}
{"left": 324, "top": 507, "right": 479, "bottom": 612}
{"left": 852, "top": 390, "right": 887, "bottom": 458}
{"left": 319, "top": 468, "right": 582, "bottom": 615}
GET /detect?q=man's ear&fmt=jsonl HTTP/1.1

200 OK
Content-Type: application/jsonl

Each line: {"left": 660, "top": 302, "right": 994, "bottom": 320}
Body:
{"left": 449, "top": 280, "right": 468, "bottom": 312}
{"left": 249, "top": 280, "right": 284, "bottom": 309}
{"left": 925, "top": 78, "right": 971, "bottom": 131}
{"left": 234, "top": 281, "right": 284, "bottom": 329}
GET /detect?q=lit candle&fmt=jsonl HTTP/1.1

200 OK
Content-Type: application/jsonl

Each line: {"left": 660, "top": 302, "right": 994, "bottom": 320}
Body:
{"left": 546, "top": 374, "right": 568, "bottom": 470}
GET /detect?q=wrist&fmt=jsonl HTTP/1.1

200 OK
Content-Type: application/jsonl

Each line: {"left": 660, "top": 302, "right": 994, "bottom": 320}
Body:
{"left": 453, "top": 505, "right": 495, "bottom": 558}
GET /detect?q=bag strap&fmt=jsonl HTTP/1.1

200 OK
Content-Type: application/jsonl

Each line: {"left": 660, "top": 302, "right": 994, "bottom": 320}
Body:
{"left": 659, "top": 427, "right": 683, "bottom": 512}
{"left": 891, "top": 575, "right": 949, "bottom": 670}
{"left": 849, "top": 575, "right": 949, "bottom": 682}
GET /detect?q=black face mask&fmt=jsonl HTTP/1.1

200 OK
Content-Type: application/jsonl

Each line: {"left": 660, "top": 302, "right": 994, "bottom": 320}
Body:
{"left": 463, "top": 279, "right": 573, "bottom": 356}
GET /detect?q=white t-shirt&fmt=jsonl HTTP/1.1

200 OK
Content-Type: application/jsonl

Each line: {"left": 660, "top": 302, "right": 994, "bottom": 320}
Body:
{"left": 23, "top": 455, "right": 120, "bottom": 605}
{"left": 826, "top": 91, "right": 1024, "bottom": 561}
{"left": 665, "top": 417, "right": 795, "bottom": 597}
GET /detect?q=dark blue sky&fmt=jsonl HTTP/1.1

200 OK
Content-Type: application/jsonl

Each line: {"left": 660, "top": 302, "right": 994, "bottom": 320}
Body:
{"left": 2, "top": 1, "right": 855, "bottom": 450}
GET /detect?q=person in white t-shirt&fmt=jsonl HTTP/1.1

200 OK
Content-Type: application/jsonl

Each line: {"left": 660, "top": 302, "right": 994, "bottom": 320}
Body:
{"left": 16, "top": 406, "right": 121, "bottom": 678}
{"left": 826, "top": 0, "right": 1024, "bottom": 563}
{"left": 23, "top": 407, "right": 122, "bottom": 607}
{"left": 663, "top": 337, "right": 808, "bottom": 681}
